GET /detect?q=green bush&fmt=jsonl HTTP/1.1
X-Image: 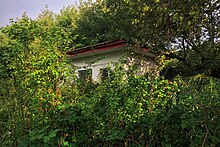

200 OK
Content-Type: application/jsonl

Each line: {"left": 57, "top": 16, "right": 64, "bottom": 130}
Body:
{"left": 1, "top": 14, "right": 219, "bottom": 147}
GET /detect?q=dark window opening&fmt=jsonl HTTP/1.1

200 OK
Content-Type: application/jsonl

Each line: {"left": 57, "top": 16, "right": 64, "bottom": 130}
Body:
{"left": 78, "top": 69, "right": 92, "bottom": 82}
{"left": 100, "top": 68, "right": 112, "bottom": 81}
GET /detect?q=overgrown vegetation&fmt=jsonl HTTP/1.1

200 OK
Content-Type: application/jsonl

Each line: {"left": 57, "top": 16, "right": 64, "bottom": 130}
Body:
{"left": 0, "top": 0, "right": 219, "bottom": 146}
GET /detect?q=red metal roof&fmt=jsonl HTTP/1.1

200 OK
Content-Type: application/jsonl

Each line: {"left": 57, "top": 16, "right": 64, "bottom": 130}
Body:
{"left": 66, "top": 40, "right": 128, "bottom": 56}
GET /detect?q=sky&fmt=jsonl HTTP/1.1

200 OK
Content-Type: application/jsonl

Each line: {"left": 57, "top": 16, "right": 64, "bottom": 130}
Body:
{"left": 0, "top": 0, "right": 79, "bottom": 26}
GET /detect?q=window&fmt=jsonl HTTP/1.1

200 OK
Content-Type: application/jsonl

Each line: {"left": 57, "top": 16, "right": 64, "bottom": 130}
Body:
{"left": 100, "top": 68, "right": 112, "bottom": 81}
{"left": 78, "top": 69, "right": 92, "bottom": 82}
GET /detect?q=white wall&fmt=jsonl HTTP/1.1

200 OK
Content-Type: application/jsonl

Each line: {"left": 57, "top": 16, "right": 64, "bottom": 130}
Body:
{"left": 70, "top": 48, "right": 158, "bottom": 81}
{"left": 71, "top": 50, "right": 124, "bottom": 81}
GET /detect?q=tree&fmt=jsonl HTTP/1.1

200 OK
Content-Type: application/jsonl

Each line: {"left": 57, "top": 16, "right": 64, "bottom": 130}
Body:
{"left": 99, "top": 0, "right": 220, "bottom": 78}
{"left": 0, "top": 15, "right": 75, "bottom": 146}
{"left": 1, "top": 1, "right": 220, "bottom": 146}
{"left": 74, "top": 0, "right": 113, "bottom": 45}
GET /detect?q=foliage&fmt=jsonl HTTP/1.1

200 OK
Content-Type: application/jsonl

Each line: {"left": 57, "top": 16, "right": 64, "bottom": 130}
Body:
{"left": 69, "top": 0, "right": 220, "bottom": 78}
{"left": 0, "top": 0, "right": 220, "bottom": 146}
{"left": 0, "top": 15, "right": 76, "bottom": 146}
{"left": 102, "top": 0, "right": 220, "bottom": 78}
